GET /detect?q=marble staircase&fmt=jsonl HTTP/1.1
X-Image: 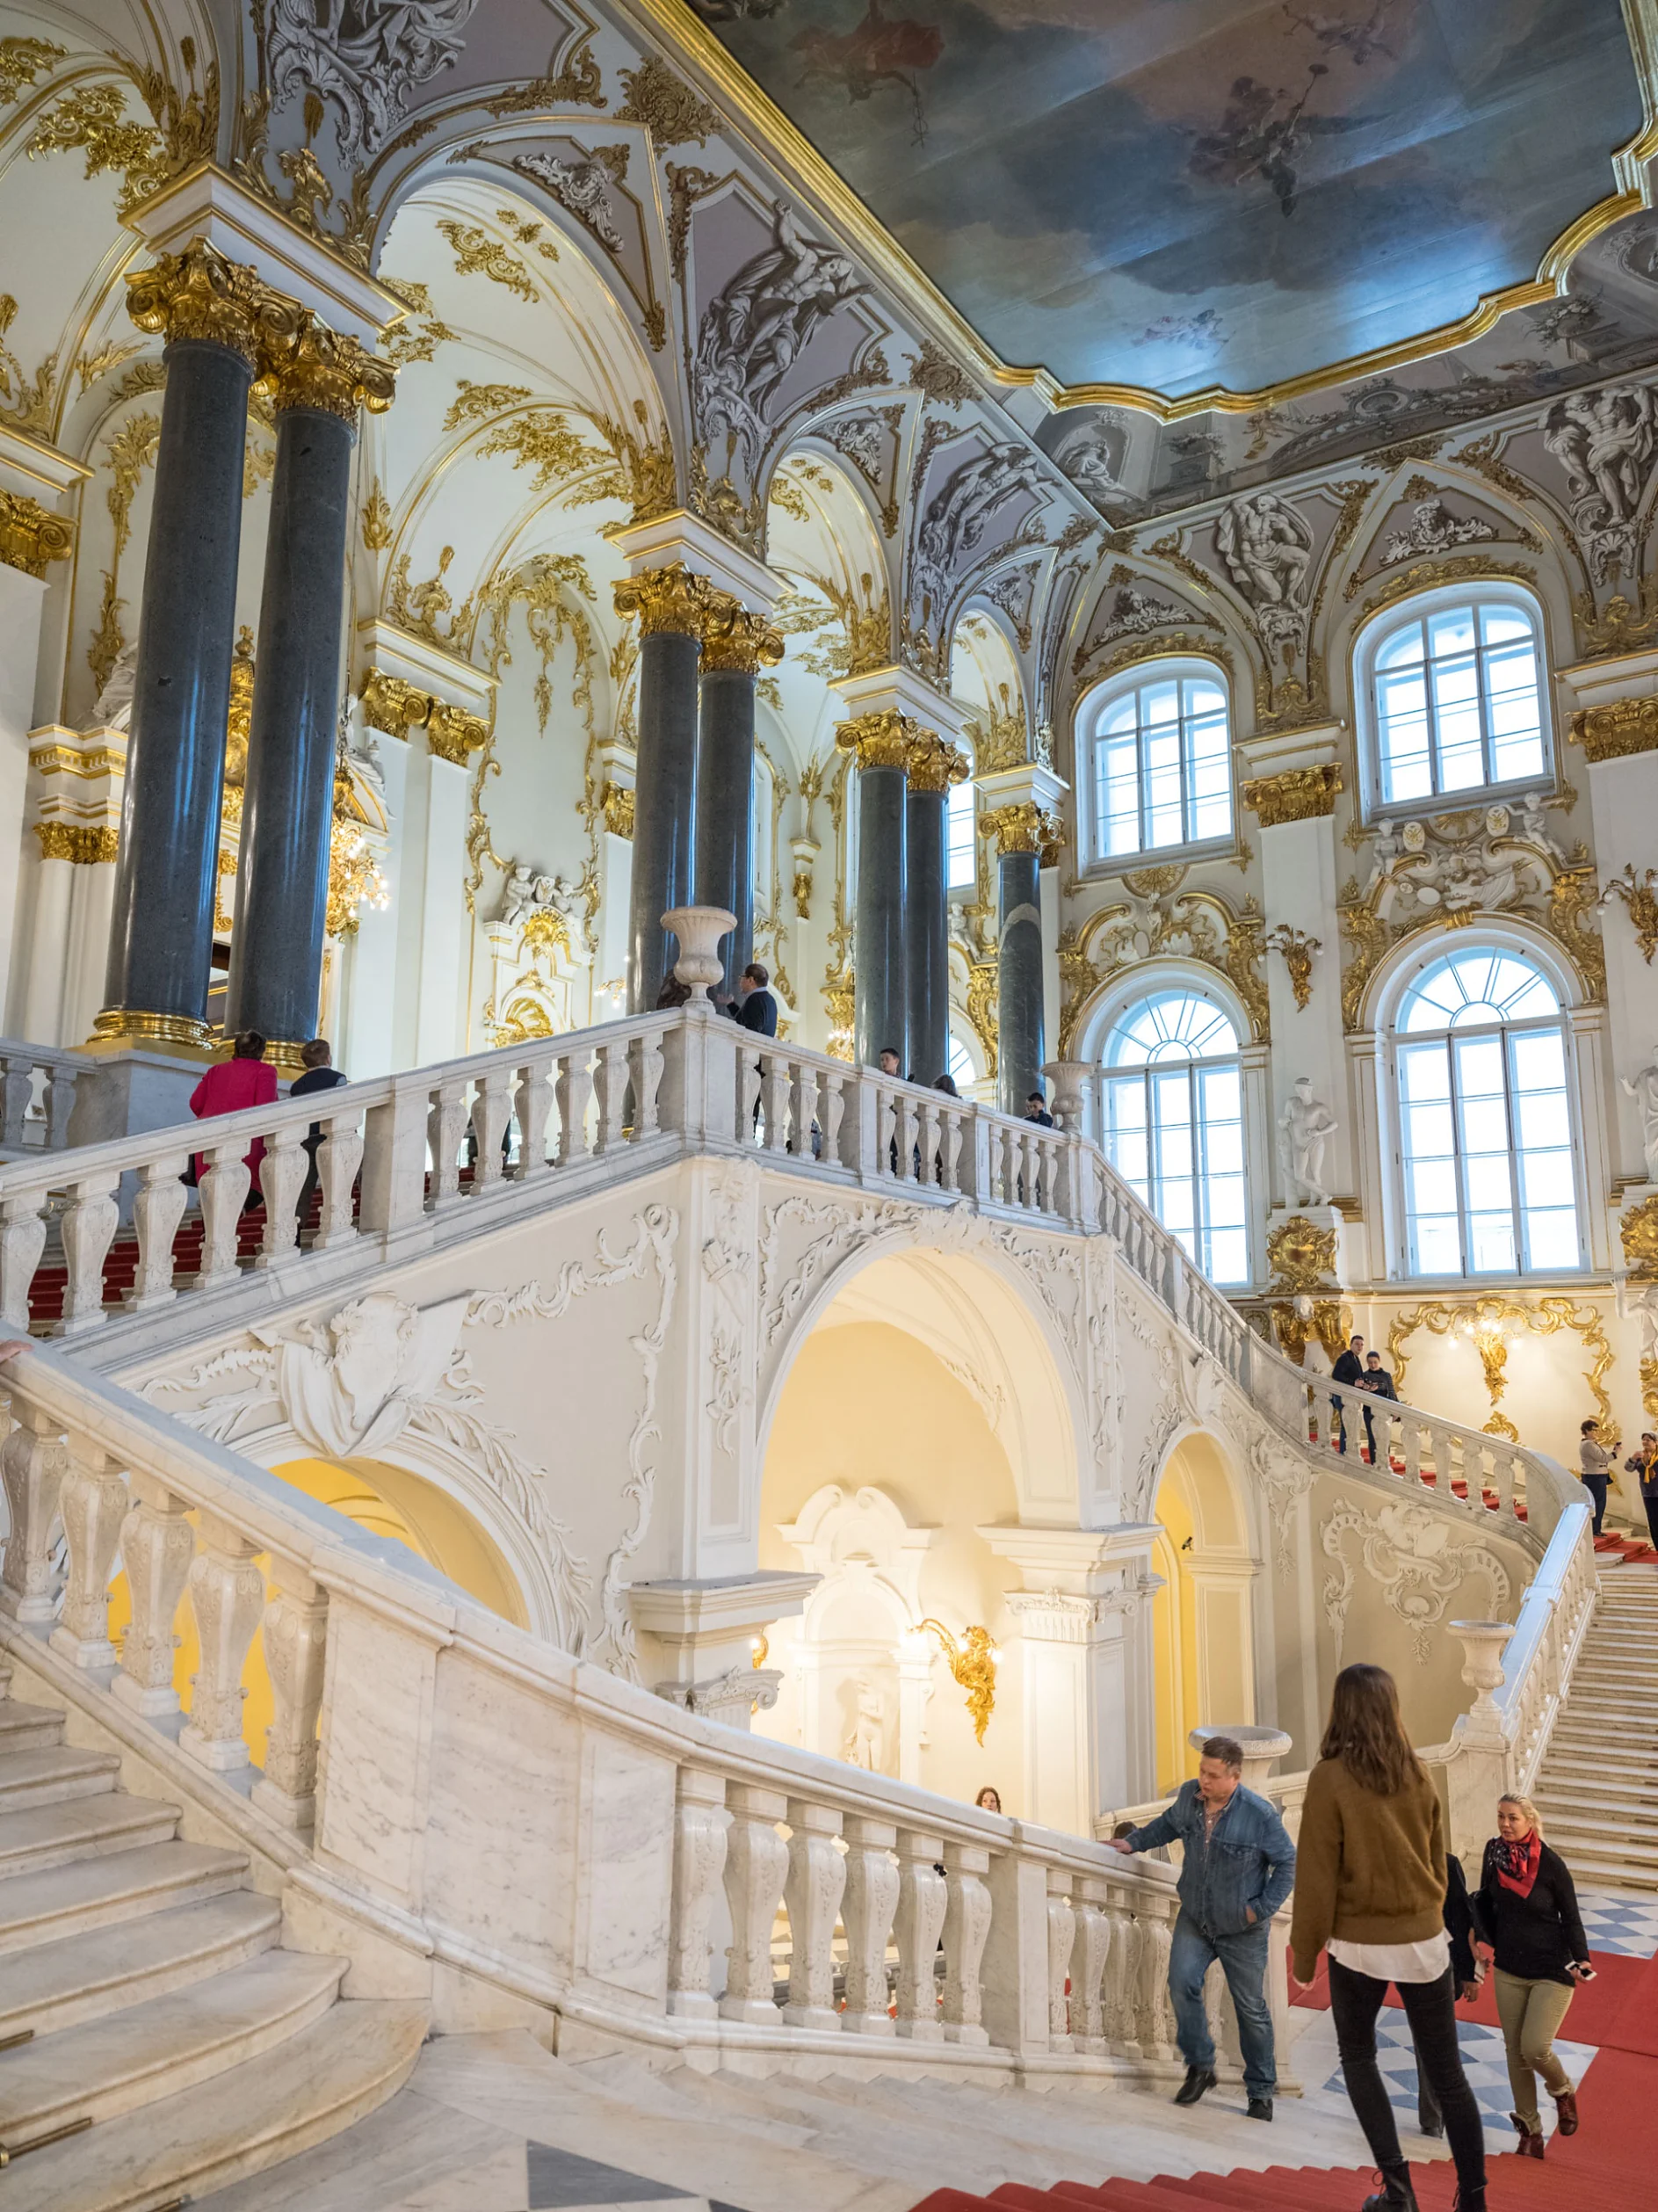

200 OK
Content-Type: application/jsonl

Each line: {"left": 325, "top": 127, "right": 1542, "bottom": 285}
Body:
{"left": 0, "top": 1661, "right": 427, "bottom": 2209}
{"left": 1532, "top": 1563, "right": 1658, "bottom": 1891}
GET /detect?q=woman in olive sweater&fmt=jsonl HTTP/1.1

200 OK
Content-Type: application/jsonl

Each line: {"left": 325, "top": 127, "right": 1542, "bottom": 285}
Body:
{"left": 1473, "top": 1793, "right": 1591, "bottom": 2158}
{"left": 1290, "top": 1664, "right": 1485, "bottom": 2212}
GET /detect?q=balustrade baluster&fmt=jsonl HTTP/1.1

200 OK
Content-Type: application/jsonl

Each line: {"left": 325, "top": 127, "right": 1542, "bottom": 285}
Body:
{"left": 941, "top": 1840, "right": 992, "bottom": 2045}
{"left": 513, "top": 1055, "right": 555, "bottom": 1179}
{"left": 1070, "top": 1875, "right": 1111, "bottom": 2053}
{"left": 897, "top": 1091, "right": 920, "bottom": 1186}
{"left": 938, "top": 1107, "right": 965, "bottom": 1193}
{"left": 42, "top": 1066, "right": 76, "bottom": 1149}
{"left": 252, "top": 1560, "right": 329, "bottom": 1828}
{"left": 112, "top": 1472, "right": 194, "bottom": 1719}
{"left": 737, "top": 1051, "right": 763, "bottom": 1145}
{"left": 48, "top": 1436, "right": 127, "bottom": 1669}
{"left": 592, "top": 1043, "right": 630, "bottom": 1154}
{"left": 0, "top": 1056, "right": 32, "bottom": 1149}
{"left": 877, "top": 1088, "right": 899, "bottom": 1182}
{"left": 841, "top": 1816, "right": 900, "bottom": 2035}
{"left": 255, "top": 1125, "right": 307, "bottom": 1266}
{"left": 126, "top": 1151, "right": 189, "bottom": 1309}
{"left": 194, "top": 1138, "right": 251, "bottom": 1287}
{"left": 1046, "top": 1868, "right": 1076, "bottom": 2049}
{"left": 1403, "top": 1421, "right": 1423, "bottom": 1485}
{"left": 787, "top": 1060, "right": 812, "bottom": 1157}
{"left": 759, "top": 1055, "right": 790, "bottom": 1154}
{"left": 426, "top": 1083, "right": 467, "bottom": 1205}
{"left": 821, "top": 1069, "right": 846, "bottom": 1167}
{"left": 312, "top": 1111, "right": 364, "bottom": 1251}
{"left": 469, "top": 1070, "right": 513, "bottom": 1189}
{"left": 0, "top": 1192, "right": 47, "bottom": 1331}
{"left": 916, "top": 1097, "right": 940, "bottom": 1188}
{"left": 1103, "top": 1893, "right": 1140, "bottom": 2052}
{"left": 720, "top": 1783, "right": 789, "bottom": 2025}
{"left": 1139, "top": 1899, "right": 1176, "bottom": 2056}
{"left": 781, "top": 1798, "right": 847, "bottom": 2031}
{"left": 667, "top": 1768, "right": 728, "bottom": 2020}
{"left": 892, "top": 1827, "right": 947, "bottom": 2040}
{"left": 554, "top": 1052, "right": 593, "bottom": 1165}
{"left": 629, "top": 1025, "right": 667, "bottom": 1138}
{"left": 57, "top": 1171, "right": 119, "bottom": 1335}
{"left": 179, "top": 1512, "right": 265, "bottom": 1777}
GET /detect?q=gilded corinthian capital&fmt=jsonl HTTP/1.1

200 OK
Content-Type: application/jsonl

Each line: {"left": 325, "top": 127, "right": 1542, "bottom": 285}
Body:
{"left": 836, "top": 707, "right": 920, "bottom": 771}
{"left": 126, "top": 238, "right": 282, "bottom": 366}
{"left": 905, "top": 730, "right": 968, "bottom": 794}
{"left": 699, "top": 598, "right": 785, "bottom": 673}
{"left": 612, "top": 561, "right": 720, "bottom": 638}
{"left": 0, "top": 490, "right": 74, "bottom": 579}
{"left": 981, "top": 799, "right": 1063, "bottom": 862}
{"left": 257, "top": 308, "right": 397, "bottom": 420}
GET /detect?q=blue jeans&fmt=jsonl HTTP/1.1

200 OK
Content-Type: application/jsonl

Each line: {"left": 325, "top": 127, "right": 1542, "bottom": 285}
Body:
{"left": 1168, "top": 1908, "right": 1277, "bottom": 2099}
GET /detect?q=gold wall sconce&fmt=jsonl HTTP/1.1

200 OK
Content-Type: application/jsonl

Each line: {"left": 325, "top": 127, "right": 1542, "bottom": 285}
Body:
{"left": 912, "top": 1617, "right": 999, "bottom": 1744}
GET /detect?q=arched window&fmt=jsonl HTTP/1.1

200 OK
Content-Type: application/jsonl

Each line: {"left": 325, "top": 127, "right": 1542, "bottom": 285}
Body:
{"left": 946, "top": 773, "right": 976, "bottom": 888}
{"left": 1364, "top": 594, "right": 1546, "bottom": 808}
{"left": 1393, "top": 947, "right": 1581, "bottom": 1277}
{"left": 1082, "top": 663, "right": 1232, "bottom": 865}
{"left": 1102, "top": 991, "right": 1248, "bottom": 1285}
{"left": 946, "top": 1029, "right": 975, "bottom": 1088}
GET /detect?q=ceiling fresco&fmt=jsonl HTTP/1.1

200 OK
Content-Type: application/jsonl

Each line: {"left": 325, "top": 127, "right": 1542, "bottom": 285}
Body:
{"left": 685, "top": 0, "right": 1647, "bottom": 401}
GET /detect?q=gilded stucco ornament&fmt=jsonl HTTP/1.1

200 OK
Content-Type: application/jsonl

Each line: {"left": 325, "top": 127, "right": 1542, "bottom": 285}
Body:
{"left": 257, "top": 310, "right": 396, "bottom": 420}
{"left": 836, "top": 707, "right": 920, "bottom": 772}
{"left": 699, "top": 600, "right": 784, "bottom": 674}
{"left": 1265, "top": 1215, "right": 1338, "bottom": 1298}
{"left": 426, "top": 702, "right": 489, "bottom": 765}
{"left": 0, "top": 490, "right": 72, "bottom": 577}
{"left": 1264, "top": 922, "right": 1321, "bottom": 1009}
{"left": 904, "top": 731, "right": 967, "bottom": 794}
{"left": 599, "top": 783, "right": 635, "bottom": 839}
{"left": 1242, "top": 763, "right": 1343, "bottom": 827}
{"left": 359, "top": 670, "right": 431, "bottom": 738}
{"left": 914, "top": 1618, "right": 997, "bottom": 1744}
{"left": 612, "top": 561, "right": 720, "bottom": 639}
{"left": 1620, "top": 1193, "right": 1658, "bottom": 1281}
{"left": 980, "top": 800, "right": 1063, "bottom": 864}
{"left": 33, "top": 823, "right": 118, "bottom": 865}
{"left": 126, "top": 240, "right": 282, "bottom": 366}
{"left": 1386, "top": 1296, "right": 1614, "bottom": 1432}
{"left": 1569, "top": 695, "right": 1658, "bottom": 763}
{"left": 1602, "top": 863, "right": 1658, "bottom": 964}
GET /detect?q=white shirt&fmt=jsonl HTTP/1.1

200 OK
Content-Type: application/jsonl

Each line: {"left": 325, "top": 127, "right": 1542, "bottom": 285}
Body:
{"left": 1328, "top": 1930, "right": 1450, "bottom": 1984}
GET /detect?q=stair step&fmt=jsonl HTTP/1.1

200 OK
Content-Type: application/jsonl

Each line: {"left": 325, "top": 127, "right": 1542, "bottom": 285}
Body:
{"left": 0, "top": 1890, "right": 282, "bottom": 2041}
{"left": 0, "top": 1998, "right": 428, "bottom": 2212}
{"left": 0, "top": 1948, "right": 346, "bottom": 2136}
{"left": 0, "top": 1838, "right": 250, "bottom": 1956}
{"left": 0, "top": 1701, "right": 65, "bottom": 1756}
{"left": 0, "top": 1743, "right": 121, "bottom": 1810}
{"left": 1539, "top": 1853, "right": 1658, "bottom": 1887}
{"left": 0, "top": 1793, "right": 179, "bottom": 1878}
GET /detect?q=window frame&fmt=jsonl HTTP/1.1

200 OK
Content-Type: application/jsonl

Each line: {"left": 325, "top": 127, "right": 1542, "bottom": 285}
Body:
{"left": 945, "top": 770, "right": 978, "bottom": 892}
{"left": 1077, "top": 656, "right": 1236, "bottom": 874}
{"left": 1098, "top": 988, "right": 1251, "bottom": 1287}
{"left": 1386, "top": 943, "right": 1586, "bottom": 1283}
{"left": 1356, "top": 583, "right": 1555, "bottom": 819}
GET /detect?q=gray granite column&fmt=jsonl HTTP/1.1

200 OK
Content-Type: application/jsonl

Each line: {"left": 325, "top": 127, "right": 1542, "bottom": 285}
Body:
{"left": 838, "top": 712, "right": 916, "bottom": 1070}
{"left": 696, "top": 604, "right": 783, "bottom": 1009}
{"left": 617, "top": 565, "right": 713, "bottom": 1012}
{"left": 985, "top": 804, "right": 1059, "bottom": 1115}
{"left": 227, "top": 321, "right": 394, "bottom": 1050}
{"left": 98, "top": 244, "right": 264, "bottom": 1044}
{"left": 904, "top": 733, "right": 962, "bottom": 1086}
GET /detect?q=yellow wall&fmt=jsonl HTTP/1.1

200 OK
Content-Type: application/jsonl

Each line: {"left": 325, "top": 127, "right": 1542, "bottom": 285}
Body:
{"left": 1151, "top": 1483, "right": 1201, "bottom": 1794}
{"left": 757, "top": 1318, "right": 1023, "bottom": 1809}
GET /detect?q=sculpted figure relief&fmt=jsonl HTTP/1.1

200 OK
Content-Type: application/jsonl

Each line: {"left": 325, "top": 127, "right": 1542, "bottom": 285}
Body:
{"left": 1620, "top": 1045, "right": 1658, "bottom": 1182}
{"left": 1377, "top": 497, "right": 1496, "bottom": 569}
{"left": 911, "top": 439, "right": 1046, "bottom": 625}
{"left": 90, "top": 637, "right": 139, "bottom": 730}
{"left": 1544, "top": 384, "right": 1658, "bottom": 581}
{"left": 270, "top": 0, "right": 480, "bottom": 163}
{"left": 1215, "top": 491, "right": 1313, "bottom": 653}
{"left": 1278, "top": 1076, "right": 1337, "bottom": 1206}
{"left": 511, "top": 153, "right": 625, "bottom": 254}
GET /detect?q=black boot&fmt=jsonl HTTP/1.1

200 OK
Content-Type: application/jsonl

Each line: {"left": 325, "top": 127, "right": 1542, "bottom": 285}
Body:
{"left": 1173, "top": 2064, "right": 1217, "bottom": 2106}
{"left": 1361, "top": 2165, "right": 1420, "bottom": 2212}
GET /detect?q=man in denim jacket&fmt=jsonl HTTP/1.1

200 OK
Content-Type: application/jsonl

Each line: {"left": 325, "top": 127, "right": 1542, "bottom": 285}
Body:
{"left": 1109, "top": 1734, "right": 1297, "bottom": 2120}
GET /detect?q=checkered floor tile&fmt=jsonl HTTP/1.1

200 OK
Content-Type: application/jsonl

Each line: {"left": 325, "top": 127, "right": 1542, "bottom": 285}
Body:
{"left": 1321, "top": 2014, "right": 1597, "bottom": 2149}
{"left": 1578, "top": 1887, "right": 1658, "bottom": 1959}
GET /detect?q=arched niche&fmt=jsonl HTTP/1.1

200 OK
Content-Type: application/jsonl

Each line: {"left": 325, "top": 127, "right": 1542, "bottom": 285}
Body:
{"left": 1148, "top": 1429, "right": 1259, "bottom": 1793}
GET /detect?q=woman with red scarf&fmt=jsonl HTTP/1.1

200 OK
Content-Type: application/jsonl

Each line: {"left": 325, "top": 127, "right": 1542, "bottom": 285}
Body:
{"left": 1473, "top": 1794, "right": 1592, "bottom": 2158}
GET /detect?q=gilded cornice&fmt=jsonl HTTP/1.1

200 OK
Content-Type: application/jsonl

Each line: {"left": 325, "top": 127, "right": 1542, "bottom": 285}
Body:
{"left": 257, "top": 309, "right": 396, "bottom": 420}
{"left": 29, "top": 741, "right": 124, "bottom": 780}
{"left": 126, "top": 239, "right": 279, "bottom": 366}
{"left": 427, "top": 702, "right": 489, "bottom": 765}
{"left": 612, "top": 561, "right": 720, "bottom": 639}
{"left": 905, "top": 731, "right": 967, "bottom": 794}
{"left": 1242, "top": 763, "right": 1343, "bottom": 828}
{"left": 699, "top": 600, "right": 785, "bottom": 674}
{"left": 0, "top": 490, "right": 73, "bottom": 578}
{"left": 981, "top": 800, "right": 1064, "bottom": 863}
{"left": 1569, "top": 694, "right": 1658, "bottom": 762}
{"left": 836, "top": 707, "right": 919, "bottom": 772}
{"left": 34, "top": 822, "right": 119, "bottom": 865}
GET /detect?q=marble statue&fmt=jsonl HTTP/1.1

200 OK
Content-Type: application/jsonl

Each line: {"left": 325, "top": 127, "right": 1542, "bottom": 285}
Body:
{"left": 846, "top": 1678, "right": 886, "bottom": 1773}
{"left": 91, "top": 637, "right": 139, "bottom": 731}
{"left": 1278, "top": 1077, "right": 1337, "bottom": 1206}
{"left": 501, "top": 863, "right": 582, "bottom": 931}
{"left": 1620, "top": 1047, "right": 1658, "bottom": 1182}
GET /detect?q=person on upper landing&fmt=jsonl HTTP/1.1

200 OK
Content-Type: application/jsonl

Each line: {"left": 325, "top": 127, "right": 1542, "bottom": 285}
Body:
{"left": 1577, "top": 1416, "right": 1618, "bottom": 1535}
{"left": 1023, "top": 1090, "right": 1054, "bottom": 1128}
{"left": 189, "top": 1030, "right": 278, "bottom": 1195}
{"left": 728, "top": 961, "right": 778, "bottom": 1037}
{"left": 1330, "top": 1333, "right": 1366, "bottom": 1454}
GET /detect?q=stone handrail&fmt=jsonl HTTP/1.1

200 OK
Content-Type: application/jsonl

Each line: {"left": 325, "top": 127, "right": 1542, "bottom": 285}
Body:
{"left": 0, "top": 1341, "right": 1196, "bottom": 2075}
{"left": 0, "top": 1036, "right": 88, "bottom": 1157}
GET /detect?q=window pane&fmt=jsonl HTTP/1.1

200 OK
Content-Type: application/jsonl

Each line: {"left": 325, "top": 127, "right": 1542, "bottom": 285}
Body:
{"left": 1089, "top": 667, "right": 1231, "bottom": 861}
{"left": 1411, "top": 1215, "right": 1463, "bottom": 1274}
{"left": 1468, "top": 1214, "right": 1517, "bottom": 1273}
{"left": 1100, "top": 995, "right": 1247, "bottom": 1280}
{"left": 1524, "top": 1210, "right": 1580, "bottom": 1270}
{"left": 945, "top": 778, "right": 976, "bottom": 888}
{"left": 1372, "top": 599, "right": 1546, "bottom": 802}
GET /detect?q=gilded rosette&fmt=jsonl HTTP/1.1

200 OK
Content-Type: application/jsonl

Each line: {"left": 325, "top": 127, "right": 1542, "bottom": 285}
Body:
{"left": 980, "top": 799, "right": 1063, "bottom": 861}
{"left": 904, "top": 730, "right": 967, "bottom": 794}
{"left": 612, "top": 561, "right": 719, "bottom": 638}
{"left": 125, "top": 238, "right": 279, "bottom": 366}
{"left": 0, "top": 491, "right": 74, "bottom": 579}
{"left": 835, "top": 707, "right": 919, "bottom": 771}
{"left": 699, "top": 598, "right": 785, "bottom": 673}
{"left": 257, "top": 311, "right": 397, "bottom": 421}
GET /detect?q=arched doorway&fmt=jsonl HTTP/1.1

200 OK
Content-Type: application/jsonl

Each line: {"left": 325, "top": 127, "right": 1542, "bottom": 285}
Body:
{"left": 1150, "top": 1432, "right": 1259, "bottom": 1794}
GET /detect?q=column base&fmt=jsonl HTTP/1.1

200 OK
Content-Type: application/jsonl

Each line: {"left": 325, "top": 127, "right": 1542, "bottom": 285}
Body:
{"left": 65, "top": 1041, "right": 216, "bottom": 1148}
{"left": 91, "top": 1008, "right": 211, "bottom": 1048}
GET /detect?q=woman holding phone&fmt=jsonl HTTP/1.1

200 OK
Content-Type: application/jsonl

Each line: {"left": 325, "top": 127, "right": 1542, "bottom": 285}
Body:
{"left": 1473, "top": 1793, "right": 1593, "bottom": 2158}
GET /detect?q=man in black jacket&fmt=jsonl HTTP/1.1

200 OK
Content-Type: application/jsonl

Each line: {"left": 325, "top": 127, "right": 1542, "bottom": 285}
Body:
{"left": 1330, "top": 1333, "right": 1365, "bottom": 1454}
{"left": 292, "top": 1038, "right": 349, "bottom": 1218}
{"left": 730, "top": 962, "right": 778, "bottom": 1036}
{"left": 1357, "top": 1348, "right": 1398, "bottom": 1466}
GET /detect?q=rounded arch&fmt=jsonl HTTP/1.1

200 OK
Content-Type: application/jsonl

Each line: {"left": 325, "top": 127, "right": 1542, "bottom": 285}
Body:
{"left": 952, "top": 604, "right": 1028, "bottom": 745}
{"left": 1072, "top": 957, "right": 1255, "bottom": 1069}
{"left": 1358, "top": 910, "right": 1586, "bottom": 1036}
{"left": 1148, "top": 1426, "right": 1259, "bottom": 1790}
{"left": 759, "top": 1232, "right": 1089, "bottom": 1529}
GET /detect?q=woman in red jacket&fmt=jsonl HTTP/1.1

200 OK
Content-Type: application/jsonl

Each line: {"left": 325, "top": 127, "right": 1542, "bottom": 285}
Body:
{"left": 189, "top": 1031, "right": 278, "bottom": 1195}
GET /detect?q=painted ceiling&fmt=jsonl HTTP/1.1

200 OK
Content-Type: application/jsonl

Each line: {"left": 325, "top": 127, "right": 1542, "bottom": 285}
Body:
{"left": 686, "top": 0, "right": 1647, "bottom": 403}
